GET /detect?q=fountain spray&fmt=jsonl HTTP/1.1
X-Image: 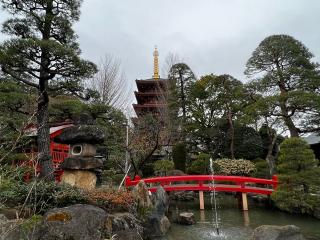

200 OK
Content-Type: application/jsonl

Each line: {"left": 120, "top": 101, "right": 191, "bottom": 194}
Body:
{"left": 209, "top": 158, "right": 220, "bottom": 236}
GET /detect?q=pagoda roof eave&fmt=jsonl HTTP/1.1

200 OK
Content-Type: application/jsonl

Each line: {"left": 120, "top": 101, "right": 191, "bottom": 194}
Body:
{"left": 135, "top": 79, "right": 168, "bottom": 92}
{"left": 133, "top": 103, "right": 167, "bottom": 108}
{"left": 135, "top": 78, "right": 168, "bottom": 83}
{"left": 134, "top": 91, "right": 165, "bottom": 97}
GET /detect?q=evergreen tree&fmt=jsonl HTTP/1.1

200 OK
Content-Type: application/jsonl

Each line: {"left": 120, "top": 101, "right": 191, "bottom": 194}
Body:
{"left": 272, "top": 137, "right": 320, "bottom": 216}
{"left": 245, "top": 35, "right": 320, "bottom": 137}
{"left": 0, "top": 0, "right": 97, "bottom": 179}
{"left": 277, "top": 137, "right": 317, "bottom": 174}
{"left": 188, "top": 74, "right": 249, "bottom": 158}
{"left": 168, "top": 63, "right": 196, "bottom": 141}
{"left": 172, "top": 142, "right": 187, "bottom": 172}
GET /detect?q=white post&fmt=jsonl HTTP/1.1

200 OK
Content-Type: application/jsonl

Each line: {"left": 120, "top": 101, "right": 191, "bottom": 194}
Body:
{"left": 118, "top": 165, "right": 131, "bottom": 190}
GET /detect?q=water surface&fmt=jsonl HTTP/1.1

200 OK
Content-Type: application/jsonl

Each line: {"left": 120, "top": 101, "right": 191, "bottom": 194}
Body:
{"left": 161, "top": 194, "right": 320, "bottom": 240}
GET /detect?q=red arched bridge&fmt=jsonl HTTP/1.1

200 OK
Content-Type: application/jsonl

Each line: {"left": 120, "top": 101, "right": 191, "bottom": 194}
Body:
{"left": 125, "top": 175, "right": 278, "bottom": 211}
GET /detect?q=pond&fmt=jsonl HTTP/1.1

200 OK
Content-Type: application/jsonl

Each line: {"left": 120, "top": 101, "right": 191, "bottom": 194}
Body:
{"left": 160, "top": 194, "right": 320, "bottom": 240}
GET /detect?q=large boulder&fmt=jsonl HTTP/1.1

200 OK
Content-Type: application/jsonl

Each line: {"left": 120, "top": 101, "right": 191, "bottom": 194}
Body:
{"left": 144, "top": 186, "right": 171, "bottom": 238}
{"left": 0, "top": 214, "right": 25, "bottom": 240}
{"left": 132, "top": 181, "right": 153, "bottom": 211}
{"left": 37, "top": 204, "right": 107, "bottom": 240}
{"left": 152, "top": 186, "right": 170, "bottom": 215}
{"left": 143, "top": 214, "right": 170, "bottom": 238}
{"left": 55, "top": 125, "right": 105, "bottom": 144}
{"left": 251, "top": 225, "right": 305, "bottom": 240}
{"left": 61, "top": 157, "right": 103, "bottom": 170}
{"left": 105, "top": 212, "right": 143, "bottom": 240}
{"left": 113, "top": 230, "right": 143, "bottom": 240}
{"left": 1, "top": 206, "right": 145, "bottom": 240}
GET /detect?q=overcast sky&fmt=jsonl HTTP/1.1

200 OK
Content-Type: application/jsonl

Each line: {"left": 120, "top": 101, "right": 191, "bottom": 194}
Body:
{"left": 0, "top": 0, "right": 320, "bottom": 114}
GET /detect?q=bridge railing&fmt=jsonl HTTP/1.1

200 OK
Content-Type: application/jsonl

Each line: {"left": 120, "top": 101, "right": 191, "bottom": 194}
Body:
{"left": 125, "top": 175, "right": 278, "bottom": 195}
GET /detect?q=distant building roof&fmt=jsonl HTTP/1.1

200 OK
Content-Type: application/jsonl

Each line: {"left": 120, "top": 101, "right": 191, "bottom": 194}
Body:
{"left": 303, "top": 133, "right": 320, "bottom": 145}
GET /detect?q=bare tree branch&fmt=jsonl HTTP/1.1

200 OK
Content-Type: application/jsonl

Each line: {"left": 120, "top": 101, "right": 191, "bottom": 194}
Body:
{"left": 87, "top": 54, "right": 132, "bottom": 110}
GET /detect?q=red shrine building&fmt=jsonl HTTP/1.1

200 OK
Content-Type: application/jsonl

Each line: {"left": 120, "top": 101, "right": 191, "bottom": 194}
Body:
{"left": 133, "top": 47, "right": 168, "bottom": 120}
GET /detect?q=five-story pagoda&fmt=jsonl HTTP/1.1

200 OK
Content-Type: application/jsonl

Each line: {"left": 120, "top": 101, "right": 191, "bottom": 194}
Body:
{"left": 133, "top": 47, "right": 167, "bottom": 119}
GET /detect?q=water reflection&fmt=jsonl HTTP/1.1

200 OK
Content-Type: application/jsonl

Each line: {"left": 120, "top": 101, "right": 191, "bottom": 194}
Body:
{"left": 243, "top": 211, "right": 250, "bottom": 227}
{"left": 162, "top": 194, "right": 320, "bottom": 240}
{"left": 200, "top": 210, "right": 205, "bottom": 223}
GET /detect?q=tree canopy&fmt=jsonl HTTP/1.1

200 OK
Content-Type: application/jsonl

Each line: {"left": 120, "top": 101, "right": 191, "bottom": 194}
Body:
{"left": 245, "top": 34, "right": 320, "bottom": 137}
{"left": 0, "top": 0, "right": 97, "bottom": 179}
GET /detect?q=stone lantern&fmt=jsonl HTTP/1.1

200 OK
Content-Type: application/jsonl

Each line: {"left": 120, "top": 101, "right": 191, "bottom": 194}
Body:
{"left": 55, "top": 124, "right": 105, "bottom": 190}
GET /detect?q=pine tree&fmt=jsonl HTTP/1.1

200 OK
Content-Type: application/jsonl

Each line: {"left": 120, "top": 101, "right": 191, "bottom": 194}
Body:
{"left": 0, "top": 0, "right": 97, "bottom": 179}
{"left": 168, "top": 63, "right": 196, "bottom": 142}
{"left": 272, "top": 137, "right": 320, "bottom": 215}
{"left": 245, "top": 35, "right": 320, "bottom": 137}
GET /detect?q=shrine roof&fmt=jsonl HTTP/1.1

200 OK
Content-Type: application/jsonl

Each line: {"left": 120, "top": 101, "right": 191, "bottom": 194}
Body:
{"left": 25, "top": 124, "right": 74, "bottom": 137}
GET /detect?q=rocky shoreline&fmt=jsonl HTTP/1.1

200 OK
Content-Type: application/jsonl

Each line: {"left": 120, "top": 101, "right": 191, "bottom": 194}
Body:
{"left": 0, "top": 182, "right": 171, "bottom": 240}
{"left": 0, "top": 184, "right": 310, "bottom": 240}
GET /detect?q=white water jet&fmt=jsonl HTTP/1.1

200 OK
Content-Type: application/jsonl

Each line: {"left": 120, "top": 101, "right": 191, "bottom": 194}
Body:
{"left": 209, "top": 158, "right": 221, "bottom": 236}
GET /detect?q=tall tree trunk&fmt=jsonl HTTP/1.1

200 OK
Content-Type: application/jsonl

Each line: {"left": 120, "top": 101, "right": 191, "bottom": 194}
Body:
{"left": 227, "top": 110, "right": 235, "bottom": 159}
{"left": 282, "top": 115, "right": 299, "bottom": 137}
{"left": 37, "top": 1, "right": 54, "bottom": 180}
{"left": 265, "top": 131, "right": 277, "bottom": 176}
{"left": 276, "top": 62, "right": 299, "bottom": 137}
{"left": 37, "top": 83, "right": 54, "bottom": 180}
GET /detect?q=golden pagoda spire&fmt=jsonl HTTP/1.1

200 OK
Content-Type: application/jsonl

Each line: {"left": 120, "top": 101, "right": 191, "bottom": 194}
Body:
{"left": 153, "top": 46, "right": 160, "bottom": 79}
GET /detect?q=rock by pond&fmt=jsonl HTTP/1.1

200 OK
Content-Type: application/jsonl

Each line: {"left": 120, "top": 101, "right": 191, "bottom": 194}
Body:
{"left": 105, "top": 212, "right": 143, "bottom": 240}
{"left": 251, "top": 225, "right": 306, "bottom": 240}
{"left": 144, "top": 213, "right": 171, "bottom": 239}
{"left": 0, "top": 204, "right": 144, "bottom": 240}
{"left": 133, "top": 180, "right": 153, "bottom": 211}
{"left": 144, "top": 186, "right": 171, "bottom": 238}
{"left": 38, "top": 204, "right": 107, "bottom": 240}
{"left": 175, "top": 212, "right": 196, "bottom": 225}
{"left": 152, "top": 185, "right": 170, "bottom": 215}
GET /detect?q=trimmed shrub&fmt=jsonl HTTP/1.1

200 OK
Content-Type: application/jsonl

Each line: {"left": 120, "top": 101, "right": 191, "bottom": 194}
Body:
{"left": 154, "top": 160, "right": 174, "bottom": 176}
{"left": 253, "top": 158, "right": 270, "bottom": 179}
{"left": 277, "top": 137, "right": 317, "bottom": 173}
{"left": 271, "top": 138, "right": 320, "bottom": 216}
{"left": 213, "top": 159, "right": 256, "bottom": 176}
{"left": 172, "top": 142, "right": 187, "bottom": 172}
{"left": 187, "top": 153, "right": 210, "bottom": 174}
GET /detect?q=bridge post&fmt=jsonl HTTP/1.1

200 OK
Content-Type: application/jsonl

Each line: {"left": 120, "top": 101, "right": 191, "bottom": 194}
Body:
{"left": 199, "top": 191, "right": 205, "bottom": 210}
{"left": 199, "top": 181, "right": 204, "bottom": 210}
{"left": 241, "top": 192, "right": 248, "bottom": 211}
